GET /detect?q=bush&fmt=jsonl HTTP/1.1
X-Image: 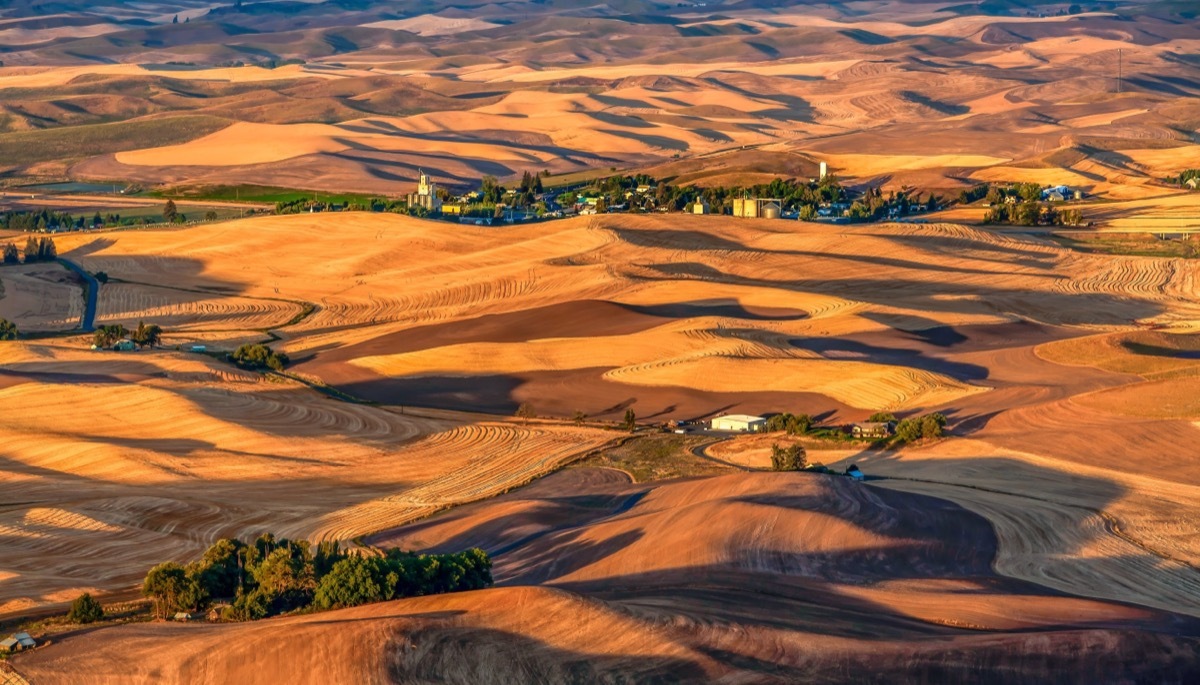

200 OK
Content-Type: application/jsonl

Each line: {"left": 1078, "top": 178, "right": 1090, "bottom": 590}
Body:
{"left": 867, "top": 412, "right": 896, "bottom": 423}
{"left": 0, "top": 318, "right": 17, "bottom": 341}
{"left": 770, "top": 443, "right": 808, "bottom": 471}
{"left": 67, "top": 593, "right": 105, "bottom": 624}
{"left": 232, "top": 343, "right": 289, "bottom": 371}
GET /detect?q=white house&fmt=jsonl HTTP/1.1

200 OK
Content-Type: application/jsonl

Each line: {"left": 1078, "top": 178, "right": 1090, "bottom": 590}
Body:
{"left": 711, "top": 414, "right": 767, "bottom": 432}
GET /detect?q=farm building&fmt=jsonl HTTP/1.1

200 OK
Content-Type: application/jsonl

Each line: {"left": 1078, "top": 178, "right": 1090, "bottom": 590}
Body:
{"left": 112, "top": 339, "right": 137, "bottom": 352}
{"left": 711, "top": 414, "right": 767, "bottom": 432}
{"left": 692, "top": 200, "right": 711, "bottom": 215}
{"left": 406, "top": 171, "right": 443, "bottom": 214}
{"left": 846, "top": 465, "right": 865, "bottom": 481}
{"left": 850, "top": 421, "right": 895, "bottom": 439}
{"left": 732, "top": 198, "right": 783, "bottom": 219}
{"left": 2, "top": 632, "right": 36, "bottom": 652}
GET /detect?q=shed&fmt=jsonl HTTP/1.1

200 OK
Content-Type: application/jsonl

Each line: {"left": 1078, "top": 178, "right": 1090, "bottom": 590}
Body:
{"left": 207, "top": 604, "right": 230, "bottom": 621}
{"left": 190, "top": 345, "right": 207, "bottom": 353}
{"left": 14, "top": 632, "right": 35, "bottom": 649}
{"left": 850, "top": 421, "right": 894, "bottom": 439}
{"left": 174, "top": 612, "right": 195, "bottom": 622}
{"left": 711, "top": 414, "right": 767, "bottom": 432}
{"left": 846, "top": 465, "right": 865, "bottom": 481}
{"left": 0, "top": 637, "right": 18, "bottom": 652}
{"left": 112, "top": 339, "right": 137, "bottom": 352}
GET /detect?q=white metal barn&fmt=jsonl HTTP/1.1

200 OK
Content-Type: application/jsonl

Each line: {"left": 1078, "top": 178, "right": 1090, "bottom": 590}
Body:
{"left": 711, "top": 414, "right": 767, "bottom": 432}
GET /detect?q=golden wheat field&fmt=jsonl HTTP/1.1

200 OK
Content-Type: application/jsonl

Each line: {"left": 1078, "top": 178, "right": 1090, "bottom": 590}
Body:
{"left": 0, "top": 207, "right": 1198, "bottom": 681}
{"left": 4, "top": 0, "right": 1200, "bottom": 681}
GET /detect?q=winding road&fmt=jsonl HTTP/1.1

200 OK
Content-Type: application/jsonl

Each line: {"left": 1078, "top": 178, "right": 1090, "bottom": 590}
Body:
{"left": 57, "top": 257, "right": 98, "bottom": 332}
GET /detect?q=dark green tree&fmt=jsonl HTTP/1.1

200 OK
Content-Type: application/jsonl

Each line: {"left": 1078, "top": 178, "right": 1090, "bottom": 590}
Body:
{"left": 37, "top": 237, "right": 57, "bottom": 261}
{"left": 163, "top": 199, "right": 179, "bottom": 223}
{"left": 0, "top": 318, "right": 17, "bottom": 341}
{"left": 2, "top": 243, "right": 18, "bottom": 264}
{"left": 67, "top": 593, "right": 105, "bottom": 624}
{"left": 23, "top": 236, "right": 39, "bottom": 263}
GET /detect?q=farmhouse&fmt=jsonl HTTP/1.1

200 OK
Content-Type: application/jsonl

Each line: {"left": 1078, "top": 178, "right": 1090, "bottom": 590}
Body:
{"left": 711, "top": 414, "right": 767, "bottom": 432}
{"left": 850, "top": 421, "right": 894, "bottom": 439}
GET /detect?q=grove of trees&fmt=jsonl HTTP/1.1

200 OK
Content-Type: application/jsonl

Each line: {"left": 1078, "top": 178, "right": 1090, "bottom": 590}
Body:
{"left": 770, "top": 443, "right": 808, "bottom": 471}
{"left": 231, "top": 343, "right": 289, "bottom": 371}
{"left": 141, "top": 535, "right": 492, "bottom": 621}
{"left": 765, "top": 412, "right": 812, "bottom": 435}
{"left": 93, "top": 324, "right": 128, "bottom": 348}
{"left": 894, "top": 413, "right": 947, "bottom": 443}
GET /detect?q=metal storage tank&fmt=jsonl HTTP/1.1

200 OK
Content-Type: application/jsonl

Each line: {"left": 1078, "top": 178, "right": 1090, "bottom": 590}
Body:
{"left": 761, "top": 203, "right": 781, "bottom": 220}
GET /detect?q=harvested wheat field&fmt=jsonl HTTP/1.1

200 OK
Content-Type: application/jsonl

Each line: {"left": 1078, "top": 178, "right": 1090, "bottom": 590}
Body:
{"left": 5, "top": 0, "right": 1200, "bottom": 681}
{"left": 16, "top": 472, "right": 1200, "bottom": 683}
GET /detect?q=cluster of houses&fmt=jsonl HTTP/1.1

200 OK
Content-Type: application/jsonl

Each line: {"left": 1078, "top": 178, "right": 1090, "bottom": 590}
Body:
{"left": 0, "top": 632, "right": 35, "bottom": 653}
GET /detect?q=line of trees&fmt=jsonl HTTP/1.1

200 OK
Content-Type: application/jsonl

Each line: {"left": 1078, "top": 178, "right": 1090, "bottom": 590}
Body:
{"left": 984, "top": 202, "right": 1083, "bottom": 227}
{"left": 1, "top": 209, "right": 143, "bottom": 232}
{"left": 3, "top": 236, "right": 58, "bottom": 263}
{"left": 142, "top": 535, "right": 492, "bottom": 621}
